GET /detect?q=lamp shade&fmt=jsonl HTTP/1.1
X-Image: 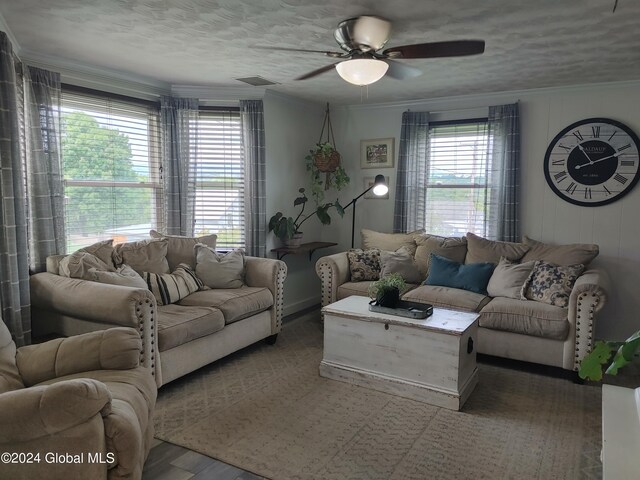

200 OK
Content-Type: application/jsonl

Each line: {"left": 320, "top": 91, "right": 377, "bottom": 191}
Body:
{"left": 335, "top": 59, "right": 389, "bottom": 86}
{"left": 372, "top": 174, "right": 388, "bottom": 196}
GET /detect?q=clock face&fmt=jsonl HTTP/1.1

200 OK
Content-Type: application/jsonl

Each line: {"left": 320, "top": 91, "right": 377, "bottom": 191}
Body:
{"left": 544, "top": 118, "right": 640, "bottom": 206}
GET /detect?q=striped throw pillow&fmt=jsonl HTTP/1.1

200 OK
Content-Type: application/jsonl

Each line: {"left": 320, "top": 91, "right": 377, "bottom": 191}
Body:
{"left": 143, "top": 263, "right": 204, "bottom": 306}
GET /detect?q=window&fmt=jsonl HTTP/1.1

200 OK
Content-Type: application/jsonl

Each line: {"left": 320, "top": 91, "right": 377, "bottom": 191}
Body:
{"left": 424, "top": 120, "right": 490, "bottom": 237}
{"left": 61, "top": 88, "right": 162, "bottom": 251}
{"left": 193, "top": 109, "right": 245, "bottom": 251}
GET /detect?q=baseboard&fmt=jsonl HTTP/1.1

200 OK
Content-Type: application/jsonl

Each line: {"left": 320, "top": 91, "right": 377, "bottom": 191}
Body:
{"left": 283, "top": 296, "right": 320, "bottom": 317}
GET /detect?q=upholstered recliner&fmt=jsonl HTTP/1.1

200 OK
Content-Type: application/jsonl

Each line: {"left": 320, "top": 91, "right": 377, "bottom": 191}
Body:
{"left": 0, "top": 320, "right": 156, "bottom": 480}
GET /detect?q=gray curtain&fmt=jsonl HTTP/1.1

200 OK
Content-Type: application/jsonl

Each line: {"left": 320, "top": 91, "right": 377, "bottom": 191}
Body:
{"left": 161, "top": 96, "right": 198, "bottom": 236}
{"left": 487, "top": 103, "right": 520, "bottom": 242}
{"left": 0, "top": 32, "right": 31, "bottom": 345}
{"left": 393, "top": 111, "right": 430, "bottom": 233}
{"left": 240, "top": 100, "right": 266, "bottom": 257}
{"left": 25, "top": 66, "right": 66, "bottom": 272}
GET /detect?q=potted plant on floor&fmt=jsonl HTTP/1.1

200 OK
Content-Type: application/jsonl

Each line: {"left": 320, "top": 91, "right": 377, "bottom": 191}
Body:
{"left": 268, "top": 188, "right": 345, "bottom": 248}
{"left": 579, "top": 329, "right": 640, "bottom": 383}
{"left": 368, "top": 273, "right": 406, "bottom": 309}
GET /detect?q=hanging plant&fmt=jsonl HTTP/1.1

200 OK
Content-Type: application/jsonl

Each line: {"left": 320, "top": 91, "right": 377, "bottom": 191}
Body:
{"left": 306, "top": 103, "right": 350, "bottom": 204}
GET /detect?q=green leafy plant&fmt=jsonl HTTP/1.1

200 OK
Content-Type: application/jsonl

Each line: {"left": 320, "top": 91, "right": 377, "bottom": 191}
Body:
{"left": 268, "top": 188, "right": 346, "bottom": 240}
{"left": 368, "top": 273, "right": 407, "bottom": 300}
{"left": 305, "top": 142, "right": 350, "bottom": 205}
{"left": 579, "top": 329, "right": 640, "bottom": 381}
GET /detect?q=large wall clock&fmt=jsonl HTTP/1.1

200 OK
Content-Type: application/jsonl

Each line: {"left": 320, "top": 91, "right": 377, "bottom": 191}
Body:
{"left": 544, "top": 118, "right": 640, "bottom": 206}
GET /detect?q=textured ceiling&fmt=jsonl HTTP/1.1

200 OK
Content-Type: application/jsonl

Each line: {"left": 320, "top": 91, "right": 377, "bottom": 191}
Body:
{"left": 1, "top": 0, "right": 639, "bottom": 104}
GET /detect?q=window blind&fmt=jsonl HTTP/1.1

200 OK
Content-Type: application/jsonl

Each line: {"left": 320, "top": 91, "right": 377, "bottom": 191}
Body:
{"left": 193, "top": 110, "right": 245, "bottom": 251}
{"left": 425, "top": 121, "right": 490, "bottom": 237}
{"left": 61, "top": 88, "right": 162, "bottom": 251}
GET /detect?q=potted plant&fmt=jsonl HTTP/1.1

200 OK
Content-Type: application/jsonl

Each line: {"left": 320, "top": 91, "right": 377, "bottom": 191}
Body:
{"left": 368, "top": 273, "right": 406, "bottom": 309}
{"left": 306, "top": 143, "right": 350, "bottom": 205}
{"left": 268, "top": 188, "right": 346, "bottom": 248}
{"left": 579, "top": 329, "right": 640, "bottom": 383}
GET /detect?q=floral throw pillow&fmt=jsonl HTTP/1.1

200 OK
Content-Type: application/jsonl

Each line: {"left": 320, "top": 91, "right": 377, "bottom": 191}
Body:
{"left": 522, "top": 260, "right": 585, "bottom": 308}
{"left": 347, "top": 249, "right": 381, "bottom": 282}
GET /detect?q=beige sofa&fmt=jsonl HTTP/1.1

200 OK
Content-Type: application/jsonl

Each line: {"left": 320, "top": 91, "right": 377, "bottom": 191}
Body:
{"left": 316, "top": 231, "right": 609, "bottom": 372}
{"left": 30, "top": 251, "right": 287, "bottom": 387}
{"left": 0, "top": 321, "right": 156, "bottom": 480}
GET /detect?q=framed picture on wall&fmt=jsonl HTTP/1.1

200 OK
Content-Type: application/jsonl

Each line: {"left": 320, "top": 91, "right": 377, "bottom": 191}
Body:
{"left": 364, "top": 176, "right": 390, "bottom": 199}
{"left": 360, "top": 138, "right": 395, "bottom": 169}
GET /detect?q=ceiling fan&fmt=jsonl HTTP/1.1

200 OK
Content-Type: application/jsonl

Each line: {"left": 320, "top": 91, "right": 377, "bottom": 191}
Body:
{"left": 260, "top": 16, "right": 485, "bottom": 86}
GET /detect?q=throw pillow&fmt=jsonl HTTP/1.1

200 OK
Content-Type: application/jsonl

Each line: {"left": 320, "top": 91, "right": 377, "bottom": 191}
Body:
{"left": 361, "top": 229, "right": 421, "bottom": 257}
{"left": 465, "top": 232, "right": 530, "bottom": 264}
{"left": 347, "top": 248, "right": 381, "bottom": 282}
{"left": 486, "top": 257, "right": 536, "bottom": 299}
{"left": 89, "top": 264, "right": 148, "bottom": 289}
{"left": 521, "top": 236, "right": 599, "bottom": 266}
{"left": 113, "top": 238, "right": 170, "bottom": 274}
{"left": 425, "top": 253, "right": 495, "bottom": 295}
{"left": 379, "top": 247, "right": 423, "bottom": 284}
{"left": 78, "top": 239, "right": 115, "bottom": 268}
{"left": 195, "top": 245, "right": 245, "bottom": 289}
{"left": 522, "top": 260, "right": 585, "bottom": 308}
{"left": 143, "top": 263, "right": 204, "bottom": 306}
{"left": 149, "top": 229, "right": 218, "bottom": 270}
{"left": 414, "top": 234, "right": 467, "bottom": 278}
{"left": 59, "top": 251, "right": 115, "bottom": 279}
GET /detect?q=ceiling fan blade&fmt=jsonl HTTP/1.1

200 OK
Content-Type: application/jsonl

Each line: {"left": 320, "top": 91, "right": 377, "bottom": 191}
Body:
{"left": 254, "top": 46, "right": 345, "bottom": 57}
{"left": 383, "top": 40, "right": 485, "bottom": 59}
{"left": 295, "top": 62, "right": 340, "bottom": 81}
{"left": 383, "top": 59, "right": 422, "bottom": 80}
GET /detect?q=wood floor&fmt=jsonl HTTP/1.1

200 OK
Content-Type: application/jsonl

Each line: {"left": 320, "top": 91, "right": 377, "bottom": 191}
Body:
{"left": 143, "top": 439, "right": 265, "bottom": 480}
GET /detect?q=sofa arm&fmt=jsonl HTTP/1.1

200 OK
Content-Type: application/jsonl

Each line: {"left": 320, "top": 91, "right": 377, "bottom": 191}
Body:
{"left": 244, "top": 257, "right": 287, "bottom": 334}
{"left": 315, "top": 252, "right": 350, "bottom": 307}
{"left": 16, "top": 328, "right": 141, "bottom": 386}
{"left": 0, "top": 379, "right": 111, "bottom": 443}
{"left": 30, "top": 272, "right": 159, "bottom": 386}
{"left": 567, "top": 268, "right": 609, "bottom": 370}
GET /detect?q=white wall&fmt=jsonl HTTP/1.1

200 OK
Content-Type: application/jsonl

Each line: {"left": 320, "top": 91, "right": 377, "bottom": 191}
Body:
{"left": 264, "top": 91, "right": 330, "bottom": 315}
{"left": 327, "top": 80, "right": 640, "bottom": 340}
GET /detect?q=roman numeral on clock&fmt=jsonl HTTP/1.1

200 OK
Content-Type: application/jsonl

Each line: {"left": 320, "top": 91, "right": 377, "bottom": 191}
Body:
{"left": 592, "top": 126, "right": 600, "bottom": 138}
{"left": 554, "top": 171, "right": 568, "bottom": 182}
{"left": 552, "top": 159, "right": 565, "bottom": 166}
{"left": 608, "top": 131, "right": 617, "bottom": 141}
{"left": 618, "top": 144, "right": 632, "bottom": 152}
{"left": 557, "top": 144, "right": 571, "bottom": 152}
{"left": 620, "top": 160, "right": 635, "bottom": 167}
{"left": 614, "top": 173, "right": 628, "bottom": 184}
{"left": 565, "top": 182, "right": 577, "bottom": 195}
{"left": 572, "top": 131, "right": 584, "bottom": 141}
{"left": 603, "top": 185, "right": 612, "bottom": 196}
{"left": 584, "top": 188, "right": 592, "bottom": 199}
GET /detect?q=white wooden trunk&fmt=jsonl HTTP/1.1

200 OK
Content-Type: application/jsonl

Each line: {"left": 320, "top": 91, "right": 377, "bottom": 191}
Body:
{"left": 602, "top": 384, "right": 640, "bottom": 479}
{"left": 320, "top": 296, "right": 479, "bottom": 411}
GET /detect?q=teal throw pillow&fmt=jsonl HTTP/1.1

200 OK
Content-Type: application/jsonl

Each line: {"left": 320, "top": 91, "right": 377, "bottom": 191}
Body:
{"left": 424, "top": 253, "right": 495, "bottom": 295}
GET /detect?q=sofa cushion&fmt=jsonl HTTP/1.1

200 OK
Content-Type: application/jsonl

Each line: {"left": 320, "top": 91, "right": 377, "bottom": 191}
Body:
{"left": 402, "top": 285, "right": 491, "bottom": 312}
{"left": 113, "top": 238, "right": 169, "bottom": 274}
{"left": 78, "top": 239, "right": 116, "bottom": 268}
{"left": 178, "top": 287, "right": 273, "bottom": 324}
{"left": 486, "top": 257, "right": 536, "bottom": 299}
{"left": 414, "top": 234, "right": 467, "bottom": 278}
{"left": 157, "top": 304, "right": 225, "bottom": 351}
{"left": 361, "top": 229, "right": 420, "bottom": 257}
{"left": 465, "top": 232, "right": 529, "bottom": 264}
{"left": 425, "top": 254, "right": 495, "bottom": 295}
{"left": 347, "top": 249, "right": 381, "bottom": 282}
{"left": 522, "top": 261, "right": 584, "bottom": 308}
{"left": 0, "top": 320, "right": 24, "bottom": 394}
{"left": 337, "top": 281, "right": 375, "bottom": 300}
{"left": 90, "top": 264, "right": 148, "bottom": 289}
{"left": 149, "top": 230, "right": 218, "bottom": 270}
{"left": 143, "top": 264, "right": 204, "bottom": 306}
{"left": 379, "top": 247, "right": 423, "bottom": 284}
{"left": 479, "top": 297, "right": 569, "bottom": 340}
{"left": 59, "top": 251, "right": 115, "bottom": 278}
{"left": 195, "top": 246, "right": 245, "bottom": 289}
{"left": 521, "top": 236, "right": 599, "bottom": 266}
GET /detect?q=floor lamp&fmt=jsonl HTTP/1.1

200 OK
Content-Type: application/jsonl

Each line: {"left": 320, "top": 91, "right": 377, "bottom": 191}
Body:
{"left": 344, "top": 174, "right": 389, "bottom": 248}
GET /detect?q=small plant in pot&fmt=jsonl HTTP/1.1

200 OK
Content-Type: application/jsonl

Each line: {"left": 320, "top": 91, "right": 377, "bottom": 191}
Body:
{"left": 579, "top": 329, "right": 640, "bottom": 384}
{"left": 368, "top": 273, "right": 407, "bottom": 309}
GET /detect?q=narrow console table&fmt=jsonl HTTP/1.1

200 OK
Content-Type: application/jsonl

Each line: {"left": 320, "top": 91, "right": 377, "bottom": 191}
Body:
{"left": 271, "top": 241, "right": 337, "bottom": 260}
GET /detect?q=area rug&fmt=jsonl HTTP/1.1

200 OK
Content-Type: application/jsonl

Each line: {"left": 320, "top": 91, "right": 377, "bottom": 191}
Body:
{"left": 154, "top": 312, "right": 602, "bottom": 480}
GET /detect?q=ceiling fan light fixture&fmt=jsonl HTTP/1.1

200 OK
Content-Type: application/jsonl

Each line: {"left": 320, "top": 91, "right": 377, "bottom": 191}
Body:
{"left": 335, "top": 59, "right": 389, "bottom": 86}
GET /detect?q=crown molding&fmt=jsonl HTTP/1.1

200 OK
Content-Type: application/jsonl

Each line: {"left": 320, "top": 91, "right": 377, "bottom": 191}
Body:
{"left": 264, "top": 90, "right": 325, "bottom": 112}
{"left": 0, "top": 11, "right": 21, "bottom": 54}
{"left": 20, "top": 49, "right": 170, "bottom": 101}
{"left": 343, "top": 79, "right": 640, "bottom": 111}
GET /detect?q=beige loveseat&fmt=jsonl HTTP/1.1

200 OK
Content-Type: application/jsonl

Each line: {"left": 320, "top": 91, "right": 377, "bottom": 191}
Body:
{"left": 0, "top": 322, "right": 156, "bottom": 480}
{"left": 316, "top": 230, "right": 609, "bottom": 372}
{"left": 30, "top": 239, "right": 287, "bottom": 387}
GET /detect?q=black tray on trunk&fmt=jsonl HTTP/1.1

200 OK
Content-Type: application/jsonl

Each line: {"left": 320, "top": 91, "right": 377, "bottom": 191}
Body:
{"left": 368, "top": 300, "right": 433, "bottom": 319}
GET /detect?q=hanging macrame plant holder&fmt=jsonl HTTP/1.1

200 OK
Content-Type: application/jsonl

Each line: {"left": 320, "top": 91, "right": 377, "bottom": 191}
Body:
{"left": 313, "top": 103, "right": 341, "bottom": 174}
